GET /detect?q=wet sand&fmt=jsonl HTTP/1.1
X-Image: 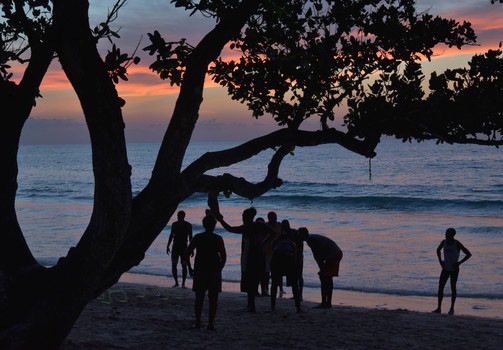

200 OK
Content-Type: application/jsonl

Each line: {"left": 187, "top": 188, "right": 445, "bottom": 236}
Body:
{"left": 63, "top": 281, "right": 503, "bottom": 350}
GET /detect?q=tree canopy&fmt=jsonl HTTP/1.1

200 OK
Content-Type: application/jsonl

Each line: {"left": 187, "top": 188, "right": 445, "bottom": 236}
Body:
{"left": 148, "top": 0, "right": 503, "bottom": 148}
{"left": 1, "top": 0, "right": 502, "bottom": 349}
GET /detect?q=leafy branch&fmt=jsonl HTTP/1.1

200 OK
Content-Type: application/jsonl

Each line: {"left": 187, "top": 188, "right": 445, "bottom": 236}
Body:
{"left": 143, "top": 31, "right": 194, "bottom": 86}
{"left": 104, "top": 42, "right": 141, "bottom": 83}
{"left": 92, "top": 0, "right": 141, "bottom": 83}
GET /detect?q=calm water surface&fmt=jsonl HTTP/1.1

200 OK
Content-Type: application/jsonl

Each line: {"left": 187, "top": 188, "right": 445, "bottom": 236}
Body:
{"left": 16, "top": 140, "right": 503, "bottom": 304}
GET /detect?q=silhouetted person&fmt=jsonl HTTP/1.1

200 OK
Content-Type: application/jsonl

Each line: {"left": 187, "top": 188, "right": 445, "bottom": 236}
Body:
{"left": 216, "top": 207, "right": 275, "bottom": 312}
{"left": 255, "top": 216, "right": 268, "bottom": 296}
{"left": 270, "top": 220, "right": 301, "bottom": 312}
{"left": 300, "top": 228, "right": 343, "bottom": 309}
{"left": 432, "top": 227, "right": 472, "bottom": 315}
{"left": 184, "top": 215, "right": 226, "bottom": 330}
{"left": 167, "top": 210, "right": 193, "bottom": 288}
{"left": 262, "top": 211, "right": 283, "bottom": 297}
{"left": 288, "top": 224, "right": 305, "bottom": 301}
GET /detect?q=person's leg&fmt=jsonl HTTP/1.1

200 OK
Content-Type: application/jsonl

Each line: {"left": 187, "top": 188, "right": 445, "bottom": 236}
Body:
{"left": 240, "top": 271, "right": 247, "bottom": 293}
{"left": 208, "top": 290, "right": 218, "bottom": 330}
{"left": 433, "top": 269, "right": 450, "bottom": 313}
{"left": 247, "top": 291, "right": 255, "bottom": 312}
{"left": 261, "top": 271, "right": 269, "bottom": 296}
{"left": 299, "top": 275, "right": 304, "bottom": 301}
{"left": 181, "top": 259, "right": 188, "bottom": 288}
{"left": 448, "top": 269, "right": 459, "bottom": 315}
{"left": 262, "top": 255, "right": 271, "bottom": 296}
{"left": 270, "top": 273, "right": 279, "bottom": 311}
{"left": 290, "top": 273, "right": 301, "bottom": 312}
{"left": 250, "top": 276, "right": 261, "bottom": 311}
{"left": 194, "top": 290, "right": 205, "bottom": 328}
{"left": 314, "top": 275, "right": 326, "bottom": 308}
{"left": 246, "top": 274, "right": 257, "bottom": 312}
{"left": 319, "top": 276, "right": 329, "bottom": 307}
{"left": 298, "top": 260, "right": 304, "bottom": 301}
{"left": 321, "top": 253, "right": 339, "bottom": 308}
{"left": 325, "top": 276, "right": 334, "bottom": 308}
{"left": 265, "top": 271, "right": 271, "bottom": 295}
{"left": 172, "top": 256, "right": 179, "bottom": 287}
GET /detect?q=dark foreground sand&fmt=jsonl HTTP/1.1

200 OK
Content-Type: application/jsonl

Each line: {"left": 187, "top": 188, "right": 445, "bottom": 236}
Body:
{"left": 62, "top": 283, "right": 503, "bottom": 350}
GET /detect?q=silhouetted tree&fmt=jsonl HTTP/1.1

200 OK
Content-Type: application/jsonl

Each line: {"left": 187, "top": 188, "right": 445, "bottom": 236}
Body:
{"left": 0, "top": 0, "right": 500, "bottom": 349}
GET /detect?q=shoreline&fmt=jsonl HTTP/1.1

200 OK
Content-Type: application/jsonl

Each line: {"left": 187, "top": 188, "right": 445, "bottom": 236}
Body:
{"left": 63, "top": 279, "right": 503, "bottom": 350}
{"left": 120, "top": 272, "right": 503, "bottom": 320}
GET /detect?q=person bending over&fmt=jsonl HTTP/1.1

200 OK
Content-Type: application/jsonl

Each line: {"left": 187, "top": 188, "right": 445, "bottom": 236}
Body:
{"left": 300, "top": 227, "right": 343, "bottom": 309}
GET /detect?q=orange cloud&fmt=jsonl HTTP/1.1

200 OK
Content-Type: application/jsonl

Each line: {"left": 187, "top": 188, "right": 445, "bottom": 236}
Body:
{"left": 40, "top": 68, "right": 70, "bottom": 90}
{"left": 470, "top": 17, "right": 503, "bottom": 32}
{"left": 429, "top": 44, "right": 495, "bottom": 60}
{"left": 34, "top": 62, "right": 223, "bottom": 98}
{"left": 119, "top": 65, "right": 222, "bottom": 97}
{"left": 440, "top": 3, "right": 503, "bottom": 47}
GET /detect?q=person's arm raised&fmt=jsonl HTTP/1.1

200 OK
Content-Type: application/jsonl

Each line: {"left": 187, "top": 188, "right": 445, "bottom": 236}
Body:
{"left": 215, "top": 213, "right": 244, "bottom": 234}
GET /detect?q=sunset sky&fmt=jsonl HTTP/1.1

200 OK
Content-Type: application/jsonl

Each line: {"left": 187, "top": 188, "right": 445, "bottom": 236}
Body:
{"left": 17, "top": 0, "right": 503, "bottom": 144}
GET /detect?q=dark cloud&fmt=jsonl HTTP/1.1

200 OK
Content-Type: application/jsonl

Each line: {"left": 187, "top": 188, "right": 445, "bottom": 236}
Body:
{"left": 92, "top": 1, "right": 215, "bottom": 61}
{"left": 21, "top": 0, "right": 500, "bottom": 145}
{"left": 125, "top": 123, "right": 167, "bottom": 143}
{"left": 21, "top": 118, "right": 90, "bottom": 145}
{"left": 193, "top": 118, "right": 280, "bottom": 142}
{"left": 20, "top": 117, "right": 270, "bottom": 144}
{"left": 476, "top": 28, "right": 503, "bottom": 49}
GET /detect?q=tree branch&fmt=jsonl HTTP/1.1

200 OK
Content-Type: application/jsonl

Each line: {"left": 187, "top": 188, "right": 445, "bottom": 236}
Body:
{"left": 182, "top": 127, "right": 377, "bottom": 184}
{"left": 193, "top": 145, "right": 290, "bottom": 200}
{"left": 150, "top": 0, "right": 265, "bottom": 184}
{"left": 53, "top": 0, "right": 132, "bottom": 286}
{"left": 181, "top": 127, "right": 377, "bottom": 206}
{"left": 0, "top": 1, "right": 55, "bottom": 272}
{"left": 99, "top": 0, "right": 267, "bottom": 290}
{"left": 426, "top": 135, "right": 503, "bottom": 146}
{"left": 400, "top": 116, "right": 503, "bottom": 146}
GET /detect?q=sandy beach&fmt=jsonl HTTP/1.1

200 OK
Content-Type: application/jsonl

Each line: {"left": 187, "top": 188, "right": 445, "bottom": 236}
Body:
{"left": 62, "top": 282, "right": 503, "bottom": 350}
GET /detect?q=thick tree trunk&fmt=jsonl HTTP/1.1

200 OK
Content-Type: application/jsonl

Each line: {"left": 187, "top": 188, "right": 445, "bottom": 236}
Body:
{"left": 1, "top": 0, "right": 132, "bottom": 348}
{"left": 0, "top": 15, "right": 56, "bottom": 346}
{"left": 102, "top": 0, "right": 264, "bottom": 288}
{"left": 2, "top": 1, "right": 265, "bottom": 348}
{"left": 0, "top": 118, "right": 36, "bottom": 269}
{"left": 0, "top": 26, "right": 56, "bottom": 271}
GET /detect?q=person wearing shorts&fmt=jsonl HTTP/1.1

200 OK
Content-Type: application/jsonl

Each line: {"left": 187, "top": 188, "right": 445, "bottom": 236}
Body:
{"left": 270, "top": 226, "right": 301, "bottom": 312}
{"left": 261, "top": 211, "right": 282, "bottom": 296}
{"left": 432, "top": 227, "right": 472, "bottom": 315}
{"left": 300, "top": 228, "right": 343, "bottom": 309}
{"left": 185, "top": 215, "right": 226, "bottom": 330}
{"left": 167, "top": 211, "right": 193, "bottom": 288}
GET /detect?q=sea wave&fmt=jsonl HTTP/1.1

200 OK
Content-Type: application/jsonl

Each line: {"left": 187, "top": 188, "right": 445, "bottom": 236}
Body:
{"left": 16, "top": 186, "right": 502, "bottom": 217}
{"left": 123, "top": 269, "right": 503, "bottom": 300}
{"left": 17, "top": 191, "right": 95, "bottom": 202}
{"left": 183, "top": 193, "right": 503, "bottom": 214}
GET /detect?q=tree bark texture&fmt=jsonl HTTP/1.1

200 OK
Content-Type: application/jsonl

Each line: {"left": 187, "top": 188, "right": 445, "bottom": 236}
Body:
{"left": 0, "top": 1, "right": 380, "bottom": 349}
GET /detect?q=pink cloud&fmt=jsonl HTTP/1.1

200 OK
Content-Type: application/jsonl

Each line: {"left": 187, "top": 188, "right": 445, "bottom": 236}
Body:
{"left": 439, "top": 3, "right": 503, "bottom": 47}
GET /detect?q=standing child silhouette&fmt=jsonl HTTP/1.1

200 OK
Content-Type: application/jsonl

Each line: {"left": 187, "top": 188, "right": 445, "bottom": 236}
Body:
{"left": 432, "top": 228, "right": 472, "bottom": 315}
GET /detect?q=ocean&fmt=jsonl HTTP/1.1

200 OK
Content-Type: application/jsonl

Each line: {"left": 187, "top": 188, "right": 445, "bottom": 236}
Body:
{"left": 16, "top": 139, "right": 503, "bottom": 316}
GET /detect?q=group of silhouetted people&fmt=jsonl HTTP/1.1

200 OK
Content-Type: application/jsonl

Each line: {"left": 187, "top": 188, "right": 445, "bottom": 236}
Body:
{"left": 167, "top": 207, "right": 344, "bottom": 329}
{"left": 167, "top": 208, "right": 472, "bottom": 329}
